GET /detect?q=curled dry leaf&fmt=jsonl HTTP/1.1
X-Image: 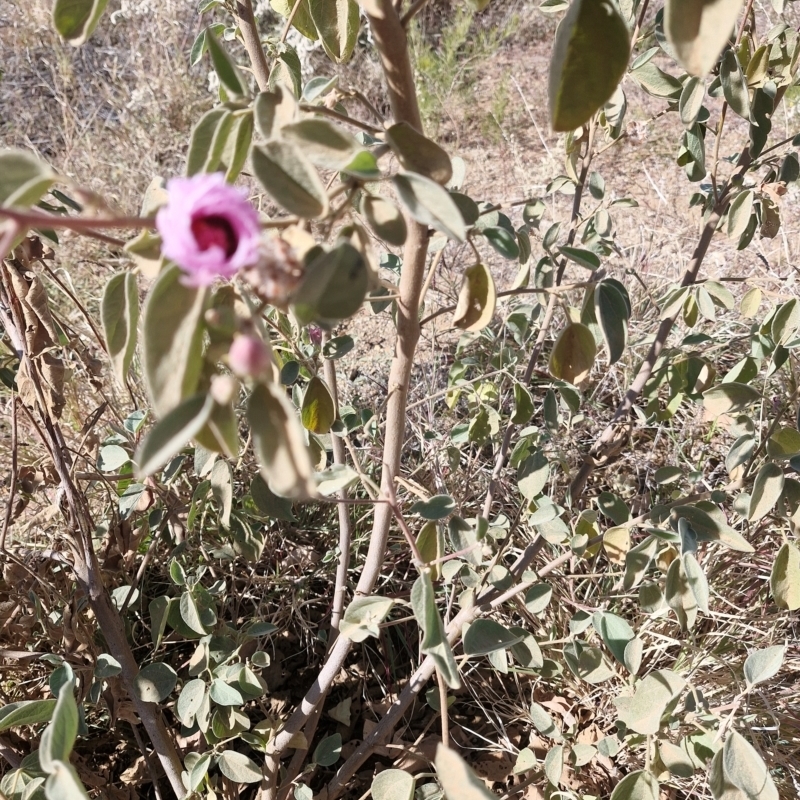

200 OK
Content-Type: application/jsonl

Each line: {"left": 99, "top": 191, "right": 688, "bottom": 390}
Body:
{"left": 453, "top": 263, "right": 496, "bottom": 331}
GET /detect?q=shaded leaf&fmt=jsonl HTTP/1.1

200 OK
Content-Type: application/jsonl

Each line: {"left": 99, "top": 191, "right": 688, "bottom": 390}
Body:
{"left": 549, "top": 0, "right": 630, "bottom": 131}
{"left": 142, "top": 265, "right": 207, "bottom": 416}
{"left": 748, "top": 462, "right": 784, "bottom": 522}
{"left": 771, "top": 542, "right": 800, "bottom": 610}
{"left": 52, "top": 0, "right": 109, "bottom": 45}
{"left": 248, "top": 382, "right": 316, "bottom": 499}
{"left": 385, "top": 122, "right": 452, "bottom": 185}
{"left": 133, "top": 663, "right": 177, "bottom": 703}
{"left": 463, "top": 619, "right": 523, "bottom": 656}
{"left": 301, "top": 377, "right": 335, "bottom": 434}
{"left": 549, "top": 322, "right": 596, "bottom": 385}
{"left": 135, "top": 394, "right": 214, "bottom": 478}
{"left": 452, "top": 263, "right": 496, "bottom": 332}
{"left": 410, "top": 573, "right": 460, "bottom": 688}
{"left": 101, "top": 272, "right": 139, "bottom": 384}
{"left": 308, "top": 0, "right": 359, "bottom": 63}
{"left": 435, "top": 744, "right": 497, "bottom": 800}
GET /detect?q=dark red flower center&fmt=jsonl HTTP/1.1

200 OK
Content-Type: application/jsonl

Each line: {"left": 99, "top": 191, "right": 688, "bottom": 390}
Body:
{"left": 191, "top": 215, "right": 238, "bottom": 257}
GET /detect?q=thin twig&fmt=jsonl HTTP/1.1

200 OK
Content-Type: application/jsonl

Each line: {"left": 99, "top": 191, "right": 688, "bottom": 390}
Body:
{"left": 280, "top": 0, "right": 304, "bottom": 43}
{"left": 400, "top": 0, "right": 429, "bottom": 27}
{"left": 298, "top": 103, "right": 383, "bottom": 135}
{"left": 0, "top": 396, "right": 18, "bottom": 551}
{"left": 436, "top": 667, "right": 450, "bottom": 748}
{"left": 419, "top": 280, "right": 598, "bottom": 327}
{"left": 0, "top": 207, "right": 153, "bottom": 232}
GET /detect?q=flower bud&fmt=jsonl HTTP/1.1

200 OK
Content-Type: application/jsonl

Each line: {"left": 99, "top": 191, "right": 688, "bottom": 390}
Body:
{"left": 228, "top": 334, "right": 271, "bottom": 379}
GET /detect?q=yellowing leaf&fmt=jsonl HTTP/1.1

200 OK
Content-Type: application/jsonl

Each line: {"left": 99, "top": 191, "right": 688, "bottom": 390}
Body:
{"left": 453, "top": 263, "right": 496, "bottom": 331}
{"left": 603, "top": 526, "right": 631, "bottom": 565}
{"left": 548, "top": 322, "right": 596, "bottom": 385}
{"left": 301, "top": 376, "right": 336, "bottom": 434}
{"left": 771, "top": 541, "right": 800, "bottom": 610}
{"left": 549, "top": 0, "right": 630, "bottom": 131}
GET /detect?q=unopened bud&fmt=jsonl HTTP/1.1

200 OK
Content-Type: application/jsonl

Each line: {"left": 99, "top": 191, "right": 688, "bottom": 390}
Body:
{"left": 228, "top": 334, "right": 271, "bottom": 378}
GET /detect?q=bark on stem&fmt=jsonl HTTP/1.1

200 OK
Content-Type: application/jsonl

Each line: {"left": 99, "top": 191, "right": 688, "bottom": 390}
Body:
{"left": 236, "top": 0, "right": 271, "bottom": 92}
{"left": 261, "top": 3, "right": 430, "bottom": 796}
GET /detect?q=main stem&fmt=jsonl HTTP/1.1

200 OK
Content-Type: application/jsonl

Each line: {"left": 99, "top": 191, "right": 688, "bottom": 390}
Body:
{"left": 261, "top": 3, "right": 430, "bottom": 796}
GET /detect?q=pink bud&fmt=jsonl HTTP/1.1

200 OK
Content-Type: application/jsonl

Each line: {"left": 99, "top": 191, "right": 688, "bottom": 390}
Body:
{"left": 228, "top": 335, "right": 271, "bottom": 378}
{"left": 308, "top": 325, "right": 322, "bottom": 346}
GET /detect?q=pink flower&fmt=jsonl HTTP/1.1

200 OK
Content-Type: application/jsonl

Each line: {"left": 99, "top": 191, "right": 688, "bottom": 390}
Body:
{"left": 228, "top": 334, "right": 271, "bottom": 378}
{"left": 156, "top": 173, "right": 261, "bottom": 287}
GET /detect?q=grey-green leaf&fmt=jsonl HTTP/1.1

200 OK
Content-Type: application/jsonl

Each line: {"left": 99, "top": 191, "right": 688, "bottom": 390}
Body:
{"left": 101, "top": 272, "right": 139, "bottom": 385}
{"left": 371, "top": 769, "right": 415, "bottom": 800}
{"left": 434, "top": 744, "right": 497, "bottom": 800}
{"left": 410, "top": 572, "right": 461, "bottom": 689}
{"left": 385, "top": 122, "right": 453, "bottom": 185}
{"left": 463, "top": 619, "right": 524, "bottom": 656}
{"left": 135, "top": 394, "right": 214, "bottom": 478}
{"left": 248, "top": 382, "right": 316, "bottom": 499}
{"left": 142, "top": 265, "right": 207, "bottom": 416}
{"left": 0, "top": 700, "right": 57, "bottom": 733}
{"left": 252, "top": 140, "right": 329, "bottom": 219}
{"left": 308, "top": 0, "right": 360, "bottom": 63}
{"left": 282, "top": 118, "right": 363, "bottom": 170}
{"left": 0, "top": 150, "right": 56, "bottom": 208}
{"left": 743, "top": 645, "right": 785, "bottom": 688}
{"left": 720, "top": 49, "right": 750, "bottom": 118}
{"left": 748, "top": 462, "right": 784, "bottom": 522}
{"left": 392, "top": 173, "right": 467, "bottom": 242}
{"left": 205, "top": 29, "right": 247, "bottom": 97}
{"left": 133, "top": 663, "right": 178, "bottom": 703}
{"left": 217, "top": 750, "right": 262, "bottom": 783}
{"left": 361, "top": 195, "right": 408, "bottom": 246}
{"left": 609, "top": 770, "right": 659, "bottom": 800}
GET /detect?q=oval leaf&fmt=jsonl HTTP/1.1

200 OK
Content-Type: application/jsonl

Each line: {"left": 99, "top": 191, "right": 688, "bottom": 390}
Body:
{"left": 252, "top": 140, "right": 329, "bottom": 219}
{"left": 549, "top": 0, "right": 630, "bottom": 131}
{"left": 248, "top": 382, "right": 316, "bottom": 499}
{"left": 385, "top": 122, "right": 452, "bottom": 185}
{"left": 453, "top": 263, "right": 496, "bottom": 332}
{"left": 748, "top": 462, "right": 785, "bottom": 522}
{"left": 217, "top": 750, "right": 262, "bottom": 783}
{"left": 135, "top": 393, "right": 214, "bottom": 478}
{"left": 102, "top": 272, "right": 139, "bottom": 385}
{"left": 666, "top": 0, "right": 745, "bottom": 77}
{"left": 361, "top": 195, "right": 408, "bottom": 246}
{"left": 744, "top": 645, "right": 785, "bottom": 688}
{"left": 549, "top": 322, "right": 596, "bottom": 385}
{"left": 463, "top": 619, "right": 524, "bottom": 656}
{"left": 301, "top": 376, "right": 335, "bottom": 434}
{"left": 133, "top": 663, "right": 177, "bottom": 703}
{"left": 771, "top": 542, "right": 800, "bottom": 610}
{"left": 392, "top": 173, "right": 467, "bottom": 242}
{"left": 142, "top": 265, "right": 207, "bottom": 416}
